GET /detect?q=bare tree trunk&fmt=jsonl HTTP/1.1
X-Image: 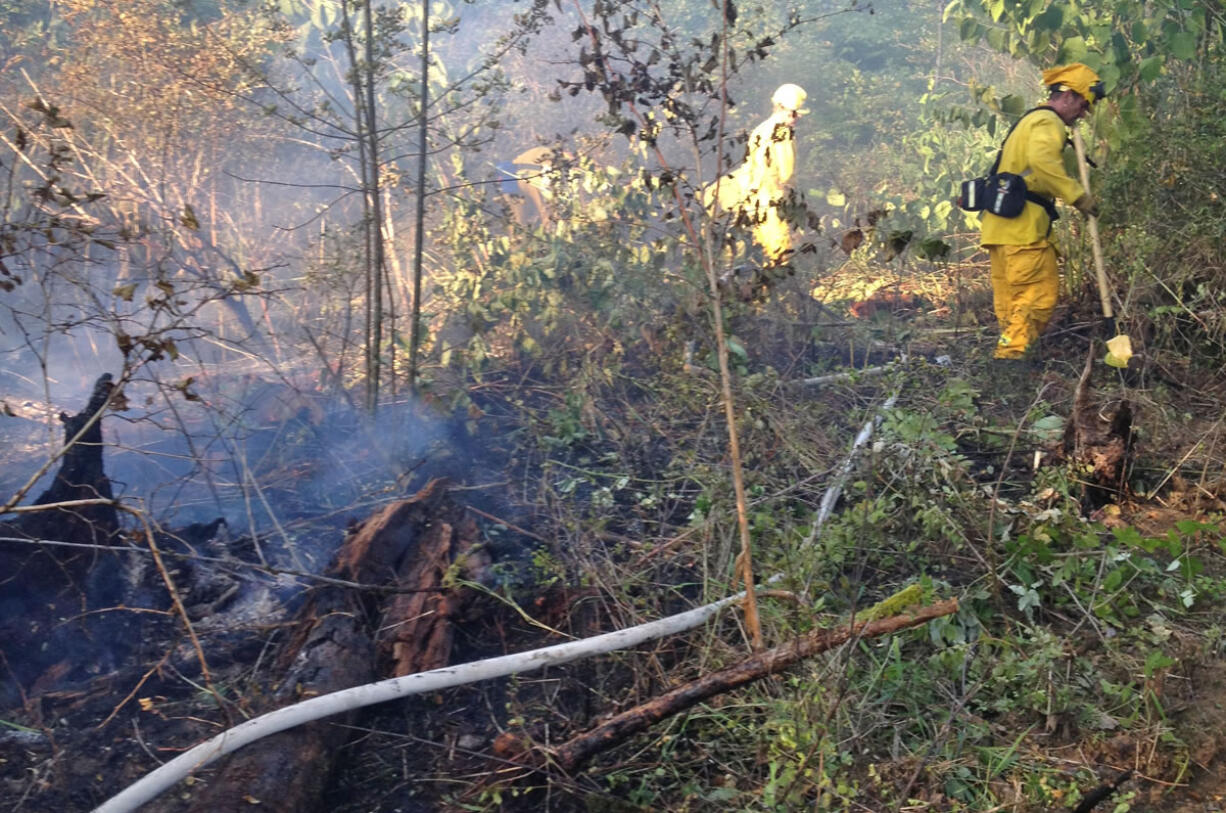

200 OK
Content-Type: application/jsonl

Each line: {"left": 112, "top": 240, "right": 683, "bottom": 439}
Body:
{"left": 362, "top": 0, "right": 387, "bottom": 409}
{"left": 408, "top": 0, "right": 430, "bottom": 397}
{"left": 341, "top": 0, "right": 387, "bottom": 413}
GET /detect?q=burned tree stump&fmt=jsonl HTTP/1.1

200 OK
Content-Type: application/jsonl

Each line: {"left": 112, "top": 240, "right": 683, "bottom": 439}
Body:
{"left": 3, "top": 373, "right": 121, "bottom": 572}
{"left": 0, "top": 374, "right": 127, "bottom": 706}
{"left": 1063, "top": 349, "right": 1134, "bottom": 510}
{"left": 183, "top": 479, "right": 485, "bottom": 813}
{"left": 20, "top": 373, "right": 120, "bottom": 542}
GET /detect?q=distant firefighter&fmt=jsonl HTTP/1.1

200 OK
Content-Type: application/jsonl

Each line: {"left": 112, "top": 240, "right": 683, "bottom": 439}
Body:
{"left": 704, "top": 83, "right": 808, "bottom": 266}
{"left": 496, "top": 147, "right": 567, "bottom": 230}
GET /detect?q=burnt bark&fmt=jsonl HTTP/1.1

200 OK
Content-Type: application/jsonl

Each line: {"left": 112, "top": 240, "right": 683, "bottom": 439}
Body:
{"left": 182, "top": 479, "right": 483, "bottom": 813}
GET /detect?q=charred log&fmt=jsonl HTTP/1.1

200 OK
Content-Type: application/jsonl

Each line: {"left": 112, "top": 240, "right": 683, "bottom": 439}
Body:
{"left": 183, "top": 479, "right": 484, "bottom": 813}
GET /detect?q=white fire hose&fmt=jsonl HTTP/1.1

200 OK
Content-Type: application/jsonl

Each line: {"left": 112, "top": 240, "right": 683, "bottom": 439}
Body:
{"left": 95, "top": 394, "right": 898, "bottom": 813}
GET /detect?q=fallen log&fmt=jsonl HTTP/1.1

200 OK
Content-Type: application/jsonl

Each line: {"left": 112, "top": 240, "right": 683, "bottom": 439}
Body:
{"left": 181, "top": 480, "right": 481, "bottom": 813}
{"left": 548, "top": 598, "right": 958, "bottom": 772}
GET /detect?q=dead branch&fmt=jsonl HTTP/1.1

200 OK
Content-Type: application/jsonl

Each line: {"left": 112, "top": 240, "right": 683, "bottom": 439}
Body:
{"left": 547, "top": 598, "right": 958, "bottom": 771}
{"left": 803, "top": 392, "right": 899, "bottom": 546}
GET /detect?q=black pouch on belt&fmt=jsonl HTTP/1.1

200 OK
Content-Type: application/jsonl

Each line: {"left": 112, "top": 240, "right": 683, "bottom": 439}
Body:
{"left": 982, "top": 171, "right": 1029, "bottom": 217}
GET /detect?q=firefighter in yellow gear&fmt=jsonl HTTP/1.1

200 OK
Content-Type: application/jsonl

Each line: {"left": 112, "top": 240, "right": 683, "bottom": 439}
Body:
{"left": 982, "top": 63, "right": 1104, "bottom": 359}
{"left": 704, "top": 83, "right": 807, "bottom": 266}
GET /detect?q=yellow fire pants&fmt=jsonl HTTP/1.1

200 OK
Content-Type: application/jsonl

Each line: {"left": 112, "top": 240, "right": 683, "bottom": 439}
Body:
{"left": 988, "top": 241, "right": 1059, "bottom": 359}
{"left": 704, "top": 181, "right": 792, "bottom": 266}
{"left": 753, "top": 205, "right": 792, "bottom": 264}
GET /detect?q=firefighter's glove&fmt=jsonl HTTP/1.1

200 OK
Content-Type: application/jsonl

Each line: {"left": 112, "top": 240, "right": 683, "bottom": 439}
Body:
{"left": 1073, "top": 194, "right": 1100, "bottom": 218}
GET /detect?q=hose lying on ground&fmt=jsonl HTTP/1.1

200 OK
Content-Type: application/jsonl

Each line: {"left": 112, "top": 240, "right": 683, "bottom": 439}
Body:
{"left": 96, "top": 392, "right": 902, "bottom": 813}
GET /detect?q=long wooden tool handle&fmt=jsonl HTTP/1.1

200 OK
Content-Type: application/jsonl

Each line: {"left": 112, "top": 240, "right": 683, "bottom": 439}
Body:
{"left": 1072, "top": 129, "right": 1114, "bottom": 322}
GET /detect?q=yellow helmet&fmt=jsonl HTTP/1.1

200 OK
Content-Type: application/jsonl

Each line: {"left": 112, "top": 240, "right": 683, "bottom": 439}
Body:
{"left": 771, "top": 83, "right": 808, "bottom": 113}
{"left": 1042, "top": 63, "right": 1105, "bottom": 106}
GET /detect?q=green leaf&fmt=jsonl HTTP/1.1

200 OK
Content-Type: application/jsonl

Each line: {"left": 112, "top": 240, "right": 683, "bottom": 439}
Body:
{"left": 1000, "top": 94, "right": 1027, "bottom": 116}
{"left": 1144, "top": 650, "right": 1175, "bottom": 678}
{"left": 826, "top": 189, "right": 846, "bottom": 207}
{"left": 1139, "top": 54, "right": 1164, "bottom": 82}
{"left": 1034, "top": 3, "right": 1065, "bottom": 31}
{"left": 1118, "top": 92, "right": 1146, "bottom": 131}
{"left": 1098, "top": 54, "right": 1121, "bottom": 81}
{"left": 1030, "top": 415, "right": 1066, "bottom": 442}
{"left": 1168, "top": 31, "right": 1197, "bottom": 60}
{"left": 1057, "top": 36, "right": 1087, "bottom": 63}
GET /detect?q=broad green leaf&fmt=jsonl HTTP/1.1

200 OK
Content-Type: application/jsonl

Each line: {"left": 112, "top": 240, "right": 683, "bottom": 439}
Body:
{"left": 1000, "top": 94, "right": 1027, "bottom": 116}
{"left": 1098, "top": 63, "right": 1121, "bottom": 91}
{"left": 1034, "top": 3, "right": 1064, "bottom": 32}
{"left": 1057, "top": 35, "right": 1087, "bottom": 63}
{"left": 1030, "top": 415, "right": 1066, "bottom": 442}
{"left": 1168, "top": 31, "right": 1197, "bottom": 60}
{"left": 826, "top": 189, "right": 846, "bottom": 207}
{"left": 1144, "top": 651, "right": 1176, "bottom": 678}
{"left": 1139, "top": 54, "right": 1164, "bottom": 82}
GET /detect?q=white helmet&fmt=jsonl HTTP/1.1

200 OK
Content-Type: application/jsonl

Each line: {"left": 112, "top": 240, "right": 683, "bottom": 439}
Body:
{"left": 771, "top": 83, "right": 808, "bottom": 113}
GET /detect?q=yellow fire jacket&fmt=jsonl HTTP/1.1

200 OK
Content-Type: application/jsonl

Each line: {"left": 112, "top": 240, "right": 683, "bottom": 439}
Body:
{"left": 980, "top": 107, "right": 1085, "bottom": 246}
{"left": 705, "top": 111, "right": 796, "bottom": 213}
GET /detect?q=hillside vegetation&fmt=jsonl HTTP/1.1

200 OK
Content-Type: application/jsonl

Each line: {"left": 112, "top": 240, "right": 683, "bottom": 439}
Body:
{"left": 2, "top": 1, "right": 1225, "bottom": 811}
